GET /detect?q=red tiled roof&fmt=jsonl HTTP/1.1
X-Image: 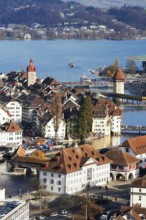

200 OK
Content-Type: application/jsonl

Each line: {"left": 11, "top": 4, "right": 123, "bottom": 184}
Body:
{"left": 120, "top": 206, "right": 142, "bottom": 220}
{"left": 27, "top": 59, "right": 36, "bottom": 72}
{"left": 42, "top": 144, "right": 112, "bottom": 174}
{"left": 112, "top": 68, "right": 126, "bottom": 81}
{"left": 131, "top": 175, "right": 146, "bottom": 188}
{"left": 6, "top": 121, "right": 22, "bottom": 132}
{"left": 104, "top": 149, "right": 139, "bottom": 165}
{"left": 121, "top": 135, "right": 146, "bottom": 155}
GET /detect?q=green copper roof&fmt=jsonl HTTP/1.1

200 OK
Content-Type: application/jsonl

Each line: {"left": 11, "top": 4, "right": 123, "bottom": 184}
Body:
{"left": 127, "top": 55, "right": 146, "bottom": 61}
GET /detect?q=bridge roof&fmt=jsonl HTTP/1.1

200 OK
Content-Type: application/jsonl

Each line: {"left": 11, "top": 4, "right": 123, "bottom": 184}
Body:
{"left": 127, "top": 55, "right": 146, "bottom": 61}
{"left": 101, "top": 92, "right": 146, "bottom": 101}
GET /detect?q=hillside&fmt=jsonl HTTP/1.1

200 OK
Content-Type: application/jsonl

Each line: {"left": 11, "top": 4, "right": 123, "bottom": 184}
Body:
{"left": 0, "top": 0, "right": 145, "bottom": 30}
{"left": 0, "top": 0, "right": 146, "bottom": 40}
{"left": 64, "top": 0, "right": 146, "bottom": 9}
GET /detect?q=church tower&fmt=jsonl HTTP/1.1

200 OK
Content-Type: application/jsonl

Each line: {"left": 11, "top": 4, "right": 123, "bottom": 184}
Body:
{"left": 112, "top": 68, "right": 126, "bottom": 94}
{"left": 27, "top": 59, "right": 36, "bottom": 87}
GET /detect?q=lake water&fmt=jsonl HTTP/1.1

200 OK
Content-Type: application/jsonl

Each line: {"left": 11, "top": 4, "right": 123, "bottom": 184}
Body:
{"left": 0, "top": 39, "right": 146, "bottom": 196}
{"left": 1, "top": 39, "right": 146, "bottom": 82}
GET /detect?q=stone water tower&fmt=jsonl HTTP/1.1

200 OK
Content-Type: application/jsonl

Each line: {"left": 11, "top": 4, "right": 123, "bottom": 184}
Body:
{"left": 112, "top": 68, "right": 126, "bottom": 95}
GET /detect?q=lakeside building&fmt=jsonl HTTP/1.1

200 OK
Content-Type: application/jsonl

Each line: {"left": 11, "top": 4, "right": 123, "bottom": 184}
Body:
{"left": 120, "top": 135, "right": 146, "bottom": 168}
{"left": 130, "top": 175, "right": 146, "bottom": 208}
{"left": 39, "top": 144, "right": 111, "bottom": 194}
{"left": 0, "top": 120, "right": 22, "bottom": 146}
{"left": 93, "top": 98, "right": 122, "bottom": 136}
{"left": 113, "top": 68, "right": 126, "bottom": 103}
{"left": 104, "top": 149, "right": 139, "bottom": 181}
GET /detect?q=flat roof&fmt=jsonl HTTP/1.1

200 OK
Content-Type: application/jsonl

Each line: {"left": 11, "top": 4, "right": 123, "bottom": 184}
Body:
{"left": 127, "top": 55, "right": 146, "bottom": 61}
{"left": 0, "top": 200, "right": 22, "bottom": 218}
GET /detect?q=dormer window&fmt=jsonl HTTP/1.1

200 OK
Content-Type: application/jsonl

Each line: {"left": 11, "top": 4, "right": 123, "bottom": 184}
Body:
{"left": 68, "top": 156, "right": 72, "bottom": 161}
{"left": 72, "top": 149, "right": 75, "bottom": 153}
{"left": 68, "top": 164, "right": 72, "bottom": 169}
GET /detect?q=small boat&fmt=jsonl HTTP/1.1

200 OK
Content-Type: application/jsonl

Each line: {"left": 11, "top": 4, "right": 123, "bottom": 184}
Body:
{"left": 80, "top": 75, "right": 92, "bottom": 83}
{"left": 68, "top": 62, "right": 75, "bottom": 68}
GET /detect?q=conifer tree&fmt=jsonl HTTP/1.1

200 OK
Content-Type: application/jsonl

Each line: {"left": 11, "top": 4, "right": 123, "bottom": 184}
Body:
{"left": 78, "top": 96, "right": 93, "bottom": 144}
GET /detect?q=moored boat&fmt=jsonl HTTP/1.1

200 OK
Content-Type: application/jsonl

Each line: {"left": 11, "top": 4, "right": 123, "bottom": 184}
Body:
{"left": 68, "top": 61, "right": 75, "bottom": 68}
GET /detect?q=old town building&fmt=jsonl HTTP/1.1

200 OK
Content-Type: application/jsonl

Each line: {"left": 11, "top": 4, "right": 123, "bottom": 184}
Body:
{"left": 39, "top": 144, "right": 111, "bottom": 194}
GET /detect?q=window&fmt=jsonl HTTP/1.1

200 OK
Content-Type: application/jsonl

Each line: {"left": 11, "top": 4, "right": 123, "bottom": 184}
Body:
{"left": 50, "top": 179, "right": 54, "bottom": 184}
{"left": 58, "top": 187, "right": 61, "bottom": 192}
{"left": 43, "top": 171, "right": 47, "bottom": 176}
{"left": 139, "top": 189, "right": 141, "bottom": 192}
{"left": 43, "top": 178, "right": 47, "bottom": 183}
{"left": 58, "top": 174, "right": 61, "bottom": 178}
{"left": 58, "top": 180, "right": 61, "bottom": 185}
{"left": 51, "top": 173, "right": 54, "bottom": 177}
{"left": 87, "top": 168, "right": 92, "bottom": 181}
{"left": 51, "top": 186, "right": 53, "bottom": 191}
{"left": 139, "top": 196, "right": 141, "bottom": 201}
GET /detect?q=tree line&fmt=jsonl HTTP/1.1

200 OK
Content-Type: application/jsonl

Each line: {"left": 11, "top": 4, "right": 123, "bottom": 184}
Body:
{"left": 0, "top": 0, "right": 146, "bottom": 32}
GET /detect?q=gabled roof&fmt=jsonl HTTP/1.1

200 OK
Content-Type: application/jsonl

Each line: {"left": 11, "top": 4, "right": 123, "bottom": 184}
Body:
{"left": 112, "top": 68, "right": 126, "bottom": 81}
{"left": 42, "top": 77, "right": 57, "bottom": 85}
{"left": 94, "top": 98, "right": 122, "bottom": 117}
{"left": 104, "top": 149, "right": 139, "bottom": 165}
{"left": 131, "top": 175, "right": 146, "bottom": 188}
{"left": 42, "top": 144, "right": 112, "bottom": 174}
{"left": 39, "top": 112, "right": 51, "bottom": 125}
{"left": 6, "top": 120, "right": 22, "bottom": 132}
{"left": 22, "top": 95, "right": 45, "bottom": 108}
{"left": 11, "top": 147, "right": 48, "bottom": 164}
{"left": 119, "top": 206, "right": 142, "bottom": 220}
{"left": 121, "top": 135, "right": 146, "bottom": 155}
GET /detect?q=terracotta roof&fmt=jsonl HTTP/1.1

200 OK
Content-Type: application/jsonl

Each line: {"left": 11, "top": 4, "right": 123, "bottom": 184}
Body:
{"left": 120, "top": 206, "right": 142, "bottom": 220}
{"left": 20, "top": 71, "right": 27, "bottom": 79}
{"left": 42, "top": 144, "right": 112, "bottom": 174}
{"left": 133, "top": 206, "right": 146, "bottom": 215}
{"left": 12, "top": 148, "right": 48, "bottom": 164}
{"left": 104, "top": 149, "right": 139, "bottom": 165}
{"left": 121, "top": 135, "right": 146, "bottom": 155}
{"left": 112, "top": 68, "right": 126, "bottom": 81}
{"left": 15, "top": 146, "right": 25, "bottom": 157}
{"left": 131, "top": 175, "right": 146, "bottom": 188}
{"left": 94, "top": 98, "right": 122, "bottom": 117}
{"left": 6, "top": 120, "right": 22, "bottom": 132}
{"left": 93, "top": 107, "right": 106, "bottom": 118}
{"left": 27, "top": 59, "right": 36, "bottom": 72}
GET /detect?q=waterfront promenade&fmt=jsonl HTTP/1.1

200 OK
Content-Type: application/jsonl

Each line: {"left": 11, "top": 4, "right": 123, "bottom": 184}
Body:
{"left": 121, "top": 125, "right": 146, "bottom": 134}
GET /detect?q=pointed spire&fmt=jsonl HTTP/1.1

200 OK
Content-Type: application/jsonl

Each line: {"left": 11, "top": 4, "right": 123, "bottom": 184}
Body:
{"left": 112, "top": 68, "right": 126, "bottom": 81}
{"left": 27, "top": 58, "right": 36, "bottom": 72}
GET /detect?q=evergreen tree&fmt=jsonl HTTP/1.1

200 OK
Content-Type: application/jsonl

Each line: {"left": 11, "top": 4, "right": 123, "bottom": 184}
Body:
{"left": 78, "top": 96, "right": 93, "bottom": 144}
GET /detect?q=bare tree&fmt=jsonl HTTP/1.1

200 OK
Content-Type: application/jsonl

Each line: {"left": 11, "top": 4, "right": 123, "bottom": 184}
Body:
{"left": 51, "top": 93, "right": 62, "bottom": 144}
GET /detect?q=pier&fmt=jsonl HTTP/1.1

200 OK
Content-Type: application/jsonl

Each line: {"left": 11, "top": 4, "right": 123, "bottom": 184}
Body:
{"left": 121, "top": 125, "right": 146, "bottom": 134}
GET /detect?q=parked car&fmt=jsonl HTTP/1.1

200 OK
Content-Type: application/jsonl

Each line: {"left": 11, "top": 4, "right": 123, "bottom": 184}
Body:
{"left": 58, "top": 209, "right": 68, "bottom": 215}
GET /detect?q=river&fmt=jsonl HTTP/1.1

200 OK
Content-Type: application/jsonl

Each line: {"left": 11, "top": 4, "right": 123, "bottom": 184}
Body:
{"left": 0, "top": 39, "right": 146, "bottom": 196}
